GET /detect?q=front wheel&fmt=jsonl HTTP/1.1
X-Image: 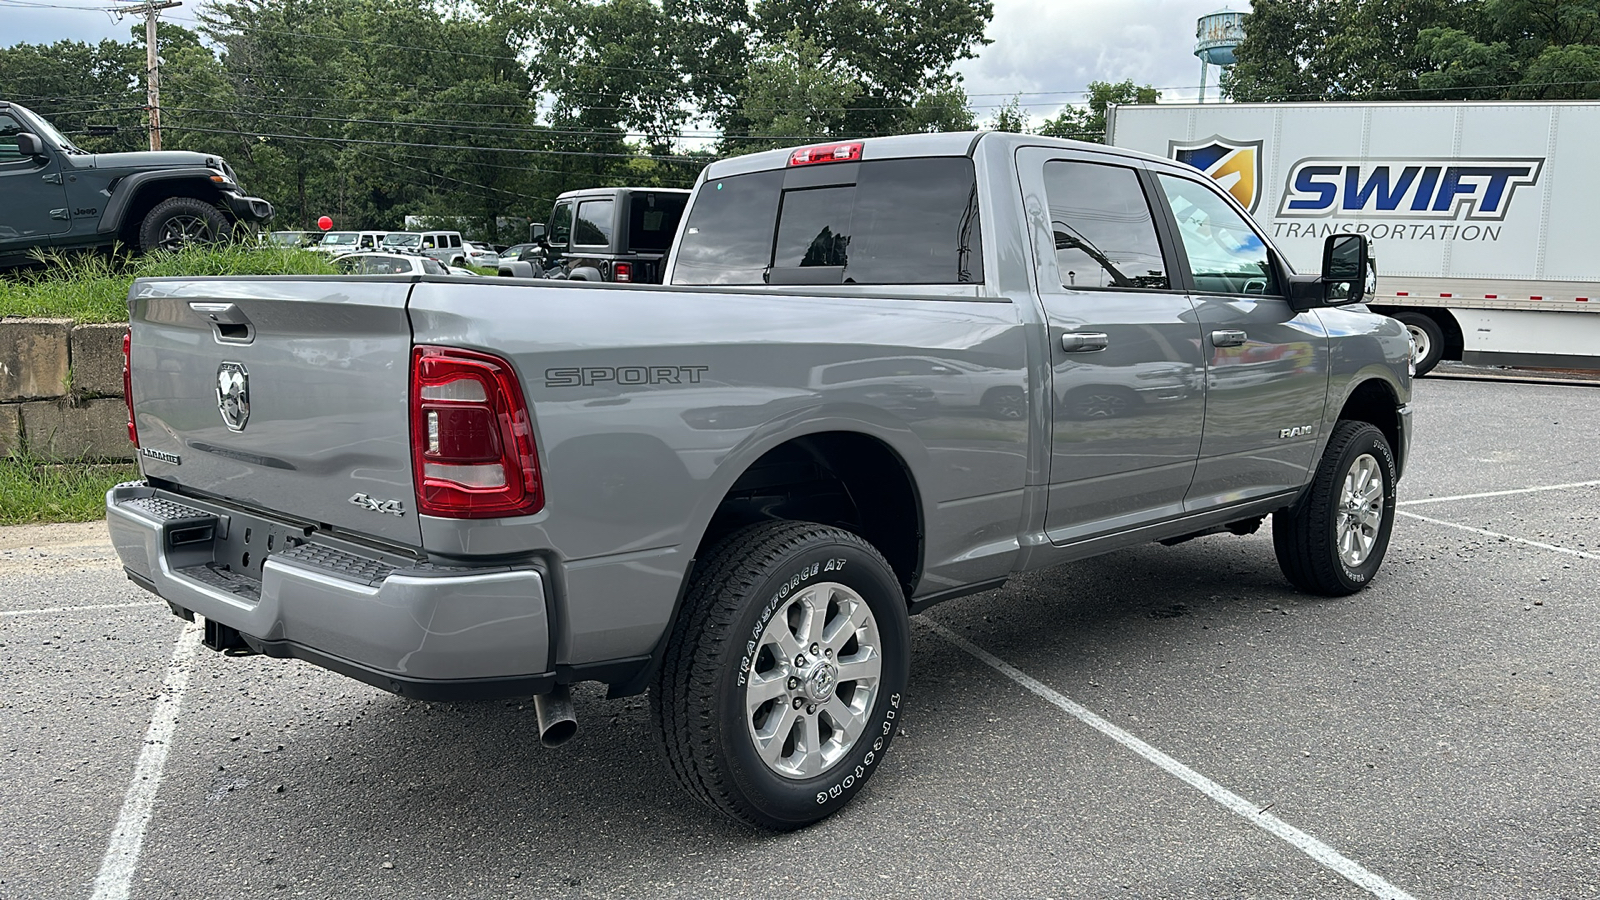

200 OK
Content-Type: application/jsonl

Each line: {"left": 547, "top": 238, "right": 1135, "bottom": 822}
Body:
{"left": 1273, "top": 420, "right": 1397, "bottom": 595}
{"left": 652, "top": 521, "right": 910, "bottom": 829}
{"left": 138, "top": 196, "right": 231, "bottom": 254}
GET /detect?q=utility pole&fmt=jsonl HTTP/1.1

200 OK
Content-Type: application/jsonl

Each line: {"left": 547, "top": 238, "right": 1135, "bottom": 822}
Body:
{"left": 111, "top": 0, "right": 182, "bottom": 150}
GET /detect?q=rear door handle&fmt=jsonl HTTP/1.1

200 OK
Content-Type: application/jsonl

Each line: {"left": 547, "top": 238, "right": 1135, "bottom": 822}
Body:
{"left": 1211, "top": 329, "right": 1248, "bottom": 347}
{"left": 1060, "top": 331, "right": 1109, "bottom": 353}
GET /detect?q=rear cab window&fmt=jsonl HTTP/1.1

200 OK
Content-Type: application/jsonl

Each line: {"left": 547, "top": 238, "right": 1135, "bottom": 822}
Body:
{"left": 672, "top": 156, "right": 983, "bottom": 286}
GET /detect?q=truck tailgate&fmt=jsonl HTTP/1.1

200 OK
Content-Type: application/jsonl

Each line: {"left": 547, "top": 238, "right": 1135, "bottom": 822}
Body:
{"left": 128, "top": 277, "right": 420, "bottom": 547}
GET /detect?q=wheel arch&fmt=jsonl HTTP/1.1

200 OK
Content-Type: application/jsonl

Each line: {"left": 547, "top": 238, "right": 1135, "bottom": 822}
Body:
{"left": 693, "top": 429, "right": 925, "bottom": 599}
{"left": 100, "top": 171, "right": 229, "bottom": 243}
{"left": 1334, "top": 376, "right": 1406, "bottom": 479}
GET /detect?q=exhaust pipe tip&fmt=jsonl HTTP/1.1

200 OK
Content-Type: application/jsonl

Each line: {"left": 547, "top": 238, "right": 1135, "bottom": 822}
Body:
{"left": 533, "top": 685, "right": 577, "bottom": 748}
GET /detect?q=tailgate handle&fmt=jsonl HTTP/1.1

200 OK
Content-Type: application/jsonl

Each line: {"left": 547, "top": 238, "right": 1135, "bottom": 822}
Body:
{"left": 190, "top": 302, "right": 254, "bottom": 344}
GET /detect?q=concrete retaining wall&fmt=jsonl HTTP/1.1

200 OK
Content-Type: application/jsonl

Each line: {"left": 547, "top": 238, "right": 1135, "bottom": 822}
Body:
{"left": 1, "top": 318, "right": 133, "bottom": 461}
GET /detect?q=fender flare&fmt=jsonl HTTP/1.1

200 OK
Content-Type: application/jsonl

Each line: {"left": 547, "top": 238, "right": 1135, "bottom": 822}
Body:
{"left": 97, "top": 168, "right": 220, "bottom": 234}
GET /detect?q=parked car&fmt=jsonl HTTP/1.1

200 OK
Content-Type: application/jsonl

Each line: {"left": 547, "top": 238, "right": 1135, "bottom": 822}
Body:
{"left": 330, "top": 252, "right": 475, "bottom": 276}
{"left": 463, "top": 240, "right": 499, "bottom": 268}
{"left": 498, "top": 242, "right": 540, "bottom": 263}
{"left": 264, "top": 231, "right": 317, "bottom": 248}
{"left": 112, "top": 131, "right": 1410, "bottom": 831}
{"left": 314, "top": 230, "right": 388, "bottom": 254}
{"left": 0, "top": 100, "right": 274, "bottom": 267}
{"left": 499, "top": 187, "right": 689, "bottom": 283}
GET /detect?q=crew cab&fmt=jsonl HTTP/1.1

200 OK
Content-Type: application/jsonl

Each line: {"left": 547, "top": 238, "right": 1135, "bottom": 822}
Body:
{"left": 0, "top": 101, "right": 273, "bottom": 266}
{"left": 108, "top": 132, "right": 1411, "bottom": 830}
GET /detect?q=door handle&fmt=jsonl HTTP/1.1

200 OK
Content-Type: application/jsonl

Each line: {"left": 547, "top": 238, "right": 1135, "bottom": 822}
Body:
{"left": 1211, "top": 329, "right": 1248, "bottom": 347}
{"left": 49, "top": 208, "right": 69, "bottom": 221}
{"left": 42, "top": 172, "right": 63, "bottom": 185}
{"left": 1060, "top": 331, "right": 1109, "bottom": 353}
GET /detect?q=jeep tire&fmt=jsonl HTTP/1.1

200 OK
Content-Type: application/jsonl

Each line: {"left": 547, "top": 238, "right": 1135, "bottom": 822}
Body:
{"left": 1273, "top": 420, "right": 1397, "bottom": 595}
{"left": 652, "top": 521, "right": 910, "bottom": 830}
{"left": 138, "top": 196, "right": 231, "bottom": 254}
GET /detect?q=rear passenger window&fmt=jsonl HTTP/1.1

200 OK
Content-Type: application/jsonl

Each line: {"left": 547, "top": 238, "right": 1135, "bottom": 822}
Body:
{"left": 1157, "top": 174, "right": 1278, "bottom": 296}
{"left": 672, "top": 157, "right": 983, "bottom": 286}
{"left": 574, "top": 199, "right": 614, "bottom": 247}
{"left": 627, "top": 192, "right": 688, "bottom": 252}
{"left": 1041, "top": 161, "right": 1168, "bottom": 290}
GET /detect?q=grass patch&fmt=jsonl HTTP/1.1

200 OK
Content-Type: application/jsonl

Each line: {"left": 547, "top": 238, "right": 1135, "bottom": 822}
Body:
{"left": 0, "top": 456, "right": 139, "bottom": 525}
{"left": 0, "top": 244, "right": 339, "bottom": 323}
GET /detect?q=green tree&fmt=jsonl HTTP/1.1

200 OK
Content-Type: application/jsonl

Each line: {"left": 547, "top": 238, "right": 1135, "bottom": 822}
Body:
{"left": 728, "top": 30, "right": 865, "bottom": 151}
{"left": 1037, "top": 80, "right": 1159, "bottom": 142}
{"left": 1223, "top": 0, "right": 1462, "bottom": 101}
{"left": 1418, "top": 0, "right": 1600, "bottom": 98}
{"left": 986, "top": 94, "right": 1029, "bottom": 132}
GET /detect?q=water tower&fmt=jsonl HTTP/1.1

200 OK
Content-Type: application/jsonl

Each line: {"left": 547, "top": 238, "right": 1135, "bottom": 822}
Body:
{"left": 1194, "top": 7, "right": 1246, "bottom": 103}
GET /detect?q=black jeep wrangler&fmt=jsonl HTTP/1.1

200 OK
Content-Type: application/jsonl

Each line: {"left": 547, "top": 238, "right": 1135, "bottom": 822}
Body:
{"left": 499, "top": 187, "right": 689, "bottom": 284}
{"left": 1, "top": 101, "right": 274, "bottom": 267}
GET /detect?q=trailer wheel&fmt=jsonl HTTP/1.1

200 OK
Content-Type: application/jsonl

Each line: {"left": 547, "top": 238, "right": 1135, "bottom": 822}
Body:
{"left": 1393, "top": 311, "right": 1444, "bottom": 376}
{"left": 1273, "top": 420, "right": 1397, "bottom": 596}
{"left": 651, "top": 521, "right": 909, "bottom": 830}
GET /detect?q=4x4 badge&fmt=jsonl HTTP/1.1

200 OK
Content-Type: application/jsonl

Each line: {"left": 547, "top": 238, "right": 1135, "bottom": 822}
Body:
{"left": 216, "top": 362, "right": 250, "bottom": 431}
{"left": 348, "top": 493, "right": 406, "bottom": 517}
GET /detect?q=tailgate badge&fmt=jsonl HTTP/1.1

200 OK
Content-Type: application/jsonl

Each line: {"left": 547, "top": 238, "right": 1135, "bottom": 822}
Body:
{"left": 349, "top": 493, "right": 406, "bottom": 517}
{"left": 216, "top": 362, "right": 250, "bottom": 432}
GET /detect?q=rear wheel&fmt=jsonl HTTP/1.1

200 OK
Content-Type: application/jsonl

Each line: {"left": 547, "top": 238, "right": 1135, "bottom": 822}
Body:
{"left": 1273, "top": 420, "right": 1397, "bottom": 595}
{"left": 138, "top": 197, "right": 231, "bottom": 254}
{"left": 1392, "top": 311, "right": 1444, "bottom": 376}
{"left": 652, "top": 521, "right": 910, "bottom": 829}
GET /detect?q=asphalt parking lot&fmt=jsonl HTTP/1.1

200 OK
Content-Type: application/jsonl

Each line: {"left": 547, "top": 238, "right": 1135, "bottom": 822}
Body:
{"left": 3, "top": 375, "right": 1597, "bottom": 900}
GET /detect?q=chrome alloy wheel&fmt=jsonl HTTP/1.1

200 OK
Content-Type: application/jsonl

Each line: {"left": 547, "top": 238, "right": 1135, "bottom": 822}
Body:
{"left": 157, "top": 214, "right": 216, "bottom": 251}
{"left": 743, "top": 581, "right": 882, "bottom": 780}
{"left": 1336, "top": 452, "right": 1385, "bottom": 567}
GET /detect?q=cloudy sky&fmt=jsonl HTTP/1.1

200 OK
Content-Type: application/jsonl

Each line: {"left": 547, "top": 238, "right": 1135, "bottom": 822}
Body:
{"left": 3, "top": 0, "right": 1247, "bottom": 117}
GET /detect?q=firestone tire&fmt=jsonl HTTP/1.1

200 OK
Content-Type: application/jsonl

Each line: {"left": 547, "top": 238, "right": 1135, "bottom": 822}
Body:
{"left": 1273, "top": 420, "right": 1398, "bottom": 596}
{"left": 651, "top": 521, "right": 910, "bottom": 830}
{"left": 138, "top": 196, "right": 232, "bottom": 254}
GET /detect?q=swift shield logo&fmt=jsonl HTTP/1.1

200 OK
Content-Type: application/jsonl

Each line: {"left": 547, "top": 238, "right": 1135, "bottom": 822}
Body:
{"left": 1170, "top": 136, "right": 1263, "bottom": 212}
{"left": 1278, "top": 158, "right": 1543, "bottom": 220}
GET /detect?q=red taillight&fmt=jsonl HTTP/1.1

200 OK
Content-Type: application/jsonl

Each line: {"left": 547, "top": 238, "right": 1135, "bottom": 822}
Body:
{"left": 613, "top": 262, "right": 632, "bottom": 283}
{"left": 122, "top": 330, "right": 138, "bottom": 447}
{"left": 788, "top": 141, "right": 863, "bottom": 166}
{"left": 410, "top": 346, "right": 543, "bottom": 518}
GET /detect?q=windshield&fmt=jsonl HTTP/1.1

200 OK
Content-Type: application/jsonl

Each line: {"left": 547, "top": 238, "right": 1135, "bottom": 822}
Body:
{"left": 15, "top": 104, "right": 82, "bottom": 154}
{"left": 268, "top": 232, "right": 307, "bottom": 246}
{"left": 382, "top": 233, "right": 421, "bottom": 247}
{"left": 320, "top": 232, "right": 358, "bottom": 245}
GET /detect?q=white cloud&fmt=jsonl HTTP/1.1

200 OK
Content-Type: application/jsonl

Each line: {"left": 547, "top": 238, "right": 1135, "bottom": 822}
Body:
{"left": 955, "top": 0, "right": 1252, "bottom": 119}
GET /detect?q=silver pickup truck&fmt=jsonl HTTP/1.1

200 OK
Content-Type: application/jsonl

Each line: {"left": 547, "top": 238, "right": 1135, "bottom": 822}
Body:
{"left": 107, "top": 132, "right": 1412, "bottom": 829}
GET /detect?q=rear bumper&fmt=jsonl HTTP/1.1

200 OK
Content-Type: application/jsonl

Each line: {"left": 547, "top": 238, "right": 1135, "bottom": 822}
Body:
{"left": 106, "top": 482, "right": 553, "bottom": 697}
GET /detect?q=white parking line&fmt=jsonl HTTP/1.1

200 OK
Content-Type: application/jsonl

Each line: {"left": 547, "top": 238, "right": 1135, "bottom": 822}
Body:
{"left": 1397, "top": 510, "right": 1600, "bottom": 561}
{"left": 1398, "top": 479, "right": 1600, "bottom": 507}
{"left": 89, "top": 623, "right": 202, "bottom": 900}
{"left": 922, "top": 619, "right": 1418, "bottom": 900}
{"left": 0, "top": 601, "right": 161, "bottom": 619}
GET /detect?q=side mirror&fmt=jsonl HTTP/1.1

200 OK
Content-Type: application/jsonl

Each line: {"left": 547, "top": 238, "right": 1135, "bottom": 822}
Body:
{"left": 1321, "top": 234, "right": 1373, "bottom": 305}
{"left": 529, "top": 223, "right": 547, "bottom": 242}
{"left": 15, "top": 133, "right": 45, "bottom": 157}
